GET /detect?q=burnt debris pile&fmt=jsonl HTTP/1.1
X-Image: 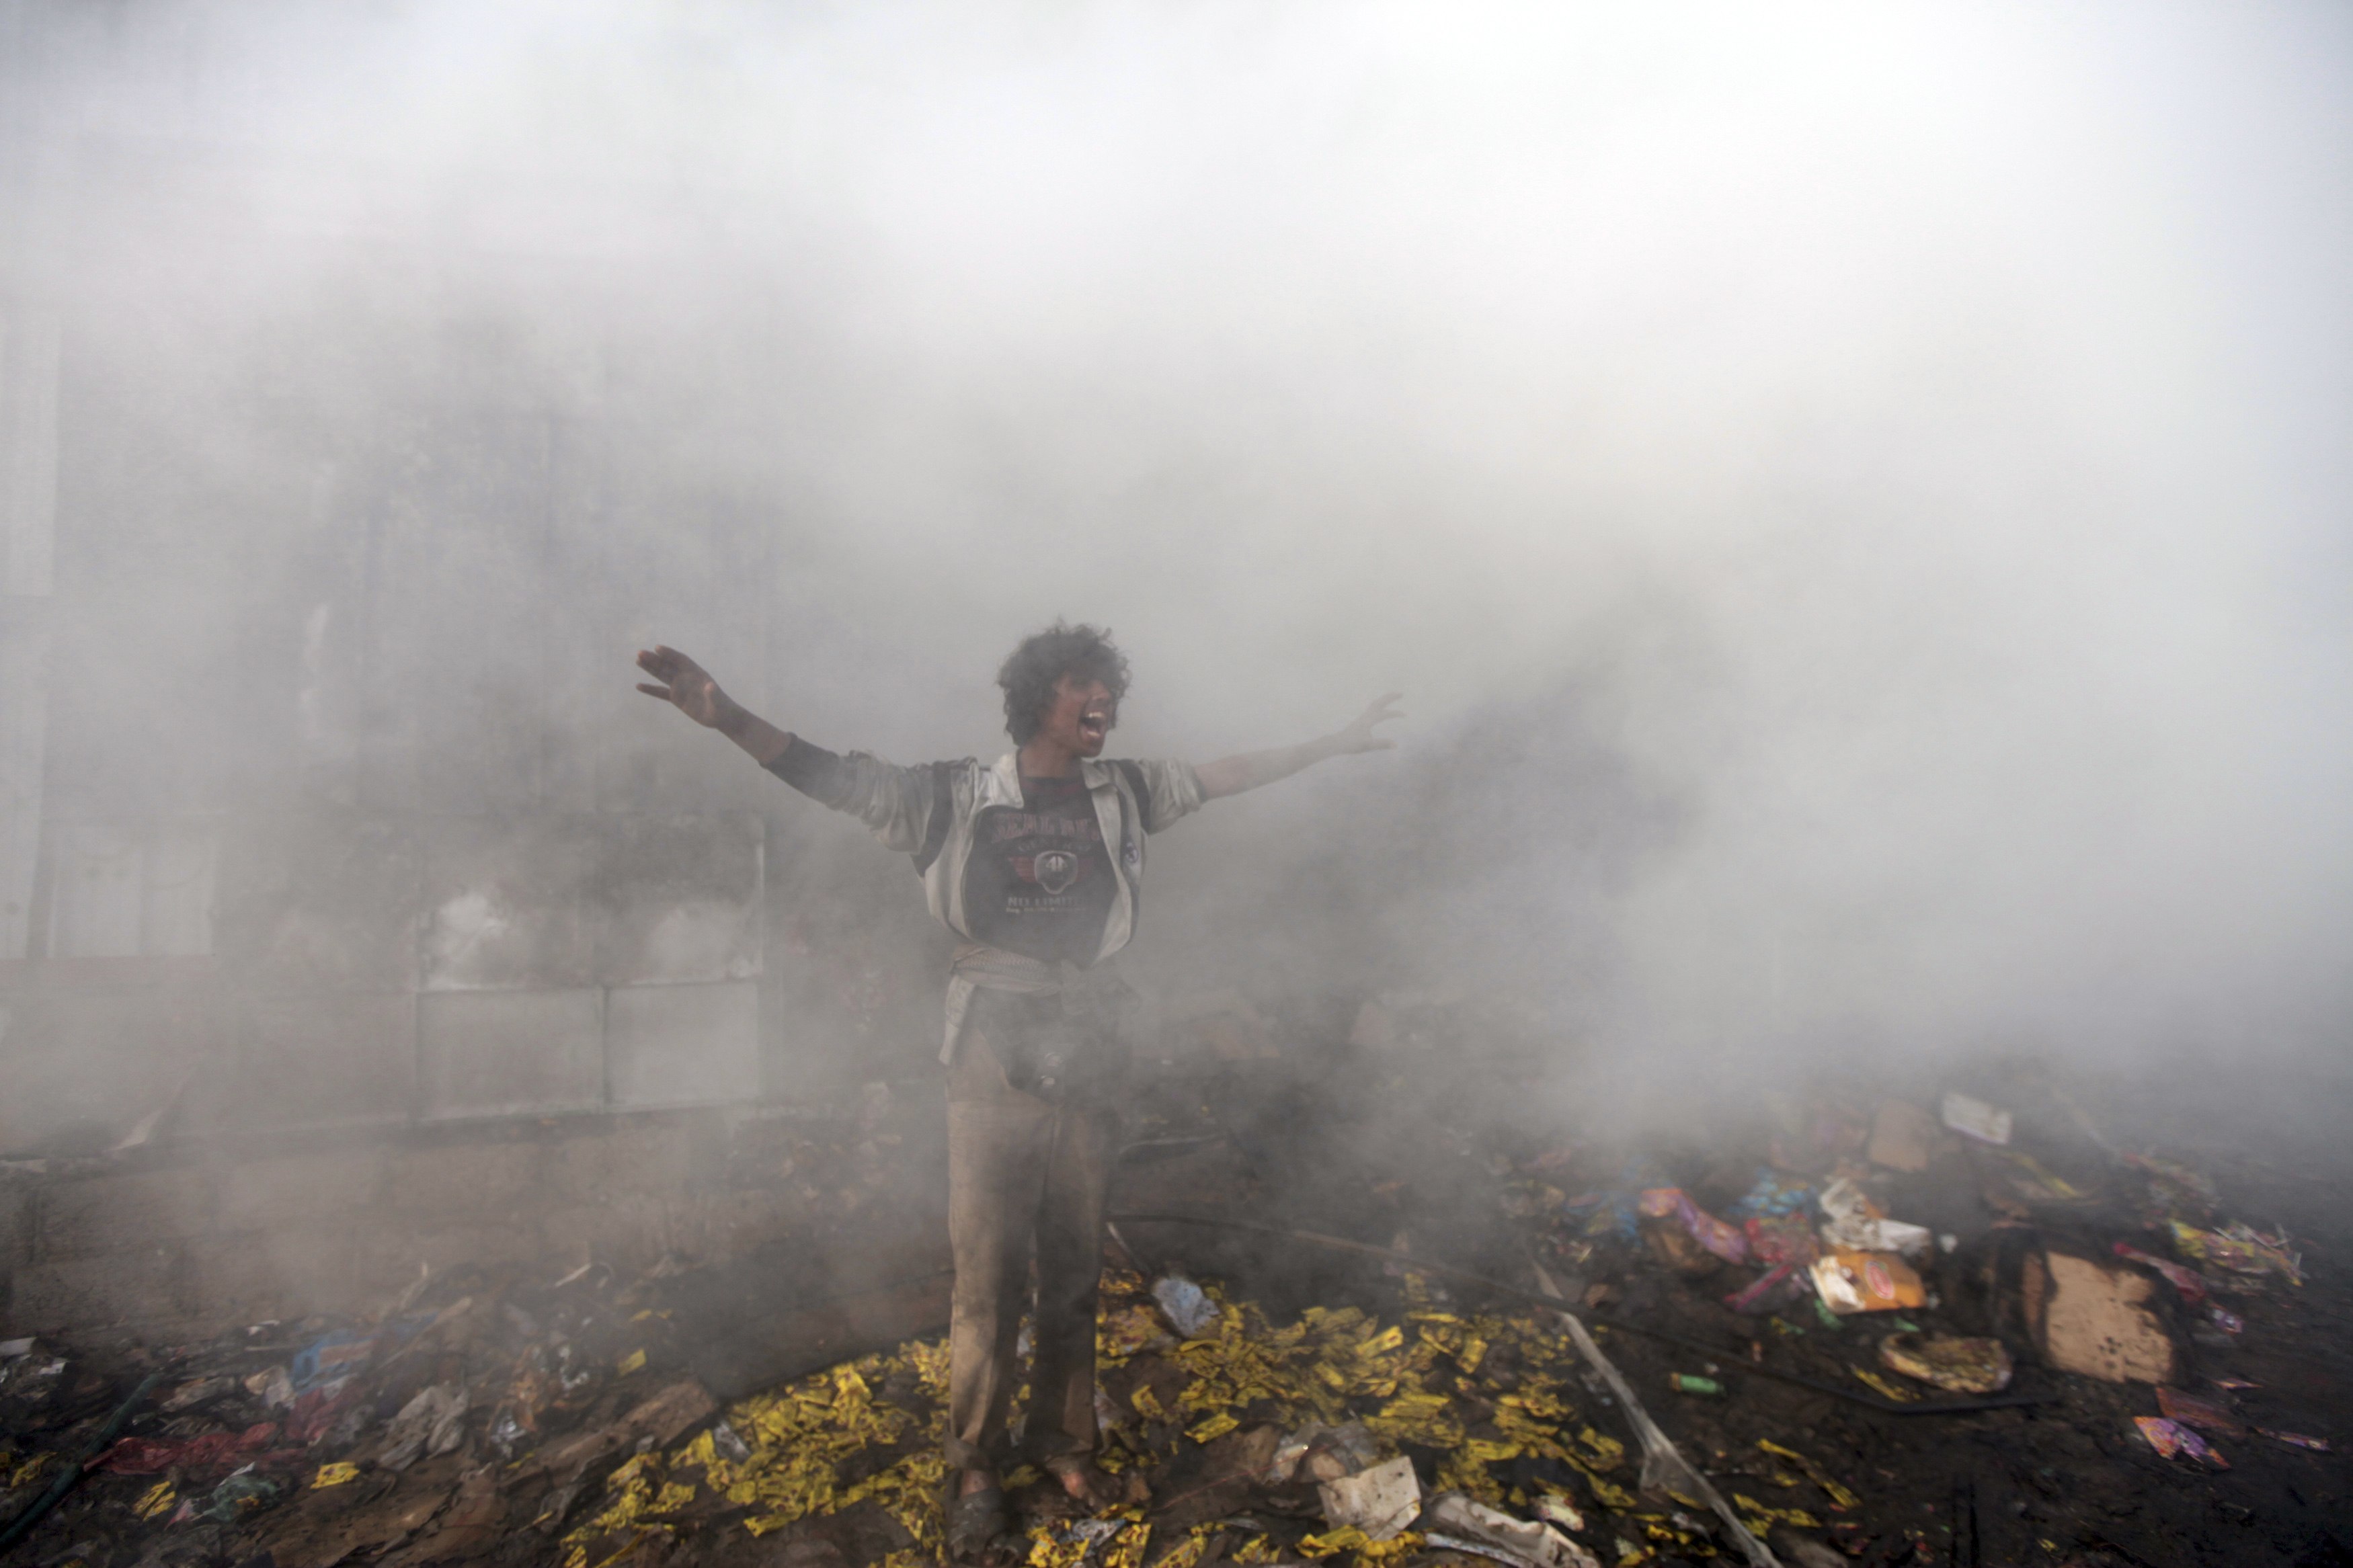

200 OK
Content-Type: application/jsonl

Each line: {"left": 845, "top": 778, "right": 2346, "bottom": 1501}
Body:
{"left": 3, "top": 997, "right": 2347, "bottom": 1568}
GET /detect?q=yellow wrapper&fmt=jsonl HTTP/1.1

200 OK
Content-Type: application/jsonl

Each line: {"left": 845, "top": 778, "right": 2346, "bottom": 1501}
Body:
{"left": 1757, "top": 1438, "right": 1861, "bottom": 1510}
{"left": 1187, "top": 1411, "right": 1241, "bottom": 1444}
{"left": 1298, "top": 1526, "right": 1368, "bottom": 1558}
{"left": 1153, "top": 1532, "right": 1211, "bottom": 1568}
{"left": 1734, "top": 1494, "right": 1822, "bottom": 1530}
{"left": 311, "top": 1462, "right": 362, "bottom": 1489}
{"left": 1851, "top": 1368, "right": 1916, "bottom": 1403}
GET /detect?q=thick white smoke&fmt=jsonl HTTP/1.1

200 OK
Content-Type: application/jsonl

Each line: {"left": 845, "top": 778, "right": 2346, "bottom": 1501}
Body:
{"left": 3, "top": 1, "right": 2348, "bottom": 1132}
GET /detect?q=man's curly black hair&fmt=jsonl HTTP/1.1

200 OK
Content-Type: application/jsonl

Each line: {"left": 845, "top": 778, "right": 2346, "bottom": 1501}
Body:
{"left": 997, "top": 622, "right": 1130, "bottom": 745}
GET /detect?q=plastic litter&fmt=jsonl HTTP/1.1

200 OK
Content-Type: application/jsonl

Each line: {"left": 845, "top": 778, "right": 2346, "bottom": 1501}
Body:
{"left": 2135, "top": 1415, "right": 2228, "bottom": 1468}
{"left": 1152, "top": 1274, "right": 1222, "bottom": 1338}
{"left": 710, "top": 1418, "right": 752, "bottom": 1463}
{"left": 1531, "top": 1495, "right": 1585, "bottom": 1534}
{"left": 1316, "top": 1453, "right": 1422, "bottom": 1542}
{"left": 1636, "top": 1188, "right": 1749, "bottom": 1266}
{"left": 243, "top": 1364, "right": 297, "bottom": 1409}
{"left": 161, "top": 1375, "right": 237, "bottom": 1413}
{"left": 1744, "top": 1212, "right": 1819, "bottom": 1268}
{"left": 1940, "top": 1092, "right": 2012, "bottom": 1145}
{"left": 1809, "top": 1251, "right": 1925, "bottom": 1315}
{"left": 378, "top": 1383, "right": 469, "bottom": 1472}
{"left": 289, "top": 1327, "right": 386, "bottom": 1391}
{"left": 185, "top": 1471, "right": 280, "bottom": 1524}
{"left": 2123, "top": 1153, "right": 2220, "bottom": 1220}
{"left": 1756, "top": 1439, "right": 1860, "bottom": 1510}
{"left": 1728, "top": 1169, "right": 1815, "bottom": 1219}
{"left": 1851, "top": 1369, "right": 1915, "bottom": 1403}
{"left": 0, "top": 1337, "right": 35, "bottom": 1359}
{"left": 1982, "top": 1147, "right": 2086, "bottom": 1204}
{"left": 1877, "top": 1333, "right": 2012, "bottom": 1395}
{"left": 1671, "top": 1374, "right": 1724, "bottom": 1396}
{"left": 2155, "top": 1387, "right": 2242, "bottom": 1436}
{"left": 1817, "top": 1178, "right": 1931, "bottom": 1258}
{"left": 2256, "top": 1429, "right": 2331, "bottom": 1452}
{"left": 1425, "top": 1491, "right": 1604, "bottom": 1568}
{"left": 95, "top": 1423, "right": 290, "bottom": 1476}
{"left": 2169, "top": 1221, "right": 2303, "bottom": 1286}
{"left": 1724, "top": 1263, "right": 1804, "bottom": 1315}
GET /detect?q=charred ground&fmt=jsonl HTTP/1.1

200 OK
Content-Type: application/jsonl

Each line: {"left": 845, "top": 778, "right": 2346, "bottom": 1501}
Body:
{"left": 3, "top": 1001, "right": 2347, "bottom": 1568}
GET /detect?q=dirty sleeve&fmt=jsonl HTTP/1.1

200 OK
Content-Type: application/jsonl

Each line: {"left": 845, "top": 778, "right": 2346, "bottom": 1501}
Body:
{"left": 1125, "top": 757, "right": 1207, "bottom": 834}
{"left": 763, "top": 738, "right": 937, "bottom": 852}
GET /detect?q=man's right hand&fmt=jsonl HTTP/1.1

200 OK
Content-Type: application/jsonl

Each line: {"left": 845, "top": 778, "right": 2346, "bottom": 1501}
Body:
{"left": 636, "top": 645, "right": 740, "bottom": 731}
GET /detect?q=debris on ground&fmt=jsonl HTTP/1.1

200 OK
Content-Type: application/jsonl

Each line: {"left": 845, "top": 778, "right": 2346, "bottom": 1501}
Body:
{"left": 1939, "top": 1091, "right": 2013, "bottom": 1145}
{"left": 2, "top": 1023, "right": 2347, "bottom": 1567}
{"left": 1807, "top": 1250, "right": 1924, "bottom": 1315}
{"left": 1315, "top": 1454, "right": 1421, "bottom": 1542}
{"left": 2018, "top": 1245, "right": 2185, "bottom": 1383}
{"left": 1876, "top": 1333, "right": 2011, "bottom": 1395}
{"left": 2136, "top": 1415, "right": 2230, "bottom": 1468}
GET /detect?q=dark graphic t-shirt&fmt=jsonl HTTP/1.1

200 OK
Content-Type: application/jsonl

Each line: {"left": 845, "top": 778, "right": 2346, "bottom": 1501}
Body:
{"left": 961, "top": 774, "right": 1117, "bottom": 965}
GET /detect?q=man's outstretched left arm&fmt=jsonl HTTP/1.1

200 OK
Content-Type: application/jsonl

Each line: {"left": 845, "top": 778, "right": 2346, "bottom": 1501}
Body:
{"left": 1194, "top": 694, "right": 1403, "bottom": 800}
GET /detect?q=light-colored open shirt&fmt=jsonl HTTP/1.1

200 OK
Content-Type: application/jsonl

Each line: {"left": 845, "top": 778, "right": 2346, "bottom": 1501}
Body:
{"left": 766, "top": 745, "right": 1205, "bottom": 1061}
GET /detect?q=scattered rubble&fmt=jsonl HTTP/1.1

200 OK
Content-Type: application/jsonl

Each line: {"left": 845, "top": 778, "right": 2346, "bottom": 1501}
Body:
{"left": 2, "top": 1022, "right": 2347, "bottom": 1567}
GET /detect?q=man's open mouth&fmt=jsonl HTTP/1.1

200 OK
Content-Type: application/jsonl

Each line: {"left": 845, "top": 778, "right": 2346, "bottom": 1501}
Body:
{"left": 1079, "top": 712, "right": 1110, "bottom": 744}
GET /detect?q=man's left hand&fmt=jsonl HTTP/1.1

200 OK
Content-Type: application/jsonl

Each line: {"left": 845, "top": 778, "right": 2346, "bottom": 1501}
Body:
{"left": 1329, "top": 692, "right": 1404, "bottom": 755}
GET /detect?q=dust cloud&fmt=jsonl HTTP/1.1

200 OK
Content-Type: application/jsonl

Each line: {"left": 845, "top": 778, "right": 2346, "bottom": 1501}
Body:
{"left": 3, "top": 1, "right": 2348, "bottom": 1137}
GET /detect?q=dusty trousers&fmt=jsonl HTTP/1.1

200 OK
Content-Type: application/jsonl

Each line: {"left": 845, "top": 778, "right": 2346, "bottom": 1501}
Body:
{"left": 942, "top": 996, "right": 1123, "bottom": 1474}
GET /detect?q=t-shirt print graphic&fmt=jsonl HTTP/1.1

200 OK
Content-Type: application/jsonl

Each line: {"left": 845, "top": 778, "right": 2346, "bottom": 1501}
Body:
{"left": 963, "top": 774, "right": 1117, "bottom": 964}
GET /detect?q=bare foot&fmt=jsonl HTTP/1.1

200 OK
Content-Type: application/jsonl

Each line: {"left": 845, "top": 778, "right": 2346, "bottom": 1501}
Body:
{"left": 1045, "top": 1458, "right": 1122, "bottom": 1513}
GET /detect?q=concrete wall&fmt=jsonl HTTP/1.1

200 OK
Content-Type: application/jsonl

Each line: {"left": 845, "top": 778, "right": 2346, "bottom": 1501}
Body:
{"left": 0, "top": 1099, "right": 941, "bottom": 1341}
{"left": 0, "top": 809, "right": 789, "bottom": 1149}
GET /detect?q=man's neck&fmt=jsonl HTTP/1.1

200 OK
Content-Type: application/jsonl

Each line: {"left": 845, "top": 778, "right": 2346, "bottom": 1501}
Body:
{"left": 1017, "top": 738, "right": 1082, "bottom": 779}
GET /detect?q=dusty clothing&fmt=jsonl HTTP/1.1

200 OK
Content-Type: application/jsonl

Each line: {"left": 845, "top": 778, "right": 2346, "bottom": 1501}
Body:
{"left": 763, "top": 739, "right": 1199, "bottom": 1477}
{"left": 942, "top": 997, "right": 1123, "bottom": 1471}
{"left": 961, "top": 771, "right": 1117, "bottom": 966}
{"left": 764, "top": 744, "right": 1204, "bottom": 1060}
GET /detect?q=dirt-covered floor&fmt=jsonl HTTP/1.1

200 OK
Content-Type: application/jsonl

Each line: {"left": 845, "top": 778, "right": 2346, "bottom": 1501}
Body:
{"left": 4, "top": 1007, "right": 2348, "bottom": 1568}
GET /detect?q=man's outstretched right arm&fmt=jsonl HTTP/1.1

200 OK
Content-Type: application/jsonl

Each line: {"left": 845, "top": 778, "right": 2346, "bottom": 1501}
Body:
{"left": 634, "top": 645, "right": 936, "bottom": 850}
{"left": 636, "top": 644, "right": 793, "bottom": 763}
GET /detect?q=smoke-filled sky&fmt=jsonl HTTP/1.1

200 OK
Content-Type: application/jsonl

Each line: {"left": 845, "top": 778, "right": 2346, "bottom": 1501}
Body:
{"left": 6, "top": 1, "right": 2350, "bottom": 1106}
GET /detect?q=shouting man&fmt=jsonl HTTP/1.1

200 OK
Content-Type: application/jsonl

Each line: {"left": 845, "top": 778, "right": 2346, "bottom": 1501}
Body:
{"left": 635, "top": 623, "right": 1399, "bottom": 1563}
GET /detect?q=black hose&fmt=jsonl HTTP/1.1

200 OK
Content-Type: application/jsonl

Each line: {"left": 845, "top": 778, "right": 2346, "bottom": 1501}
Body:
{"left": 1109, "top": 1210, "right": 2042, "bottom": 1417}
{"left": 0, "top": 1371, "right": 163, "bottom": 1555}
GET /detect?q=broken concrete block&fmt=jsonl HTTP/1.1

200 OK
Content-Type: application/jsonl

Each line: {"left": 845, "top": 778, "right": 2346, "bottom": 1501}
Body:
{"left": 2018, "top": 1246, "right": 2183, "bottom": 1384}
